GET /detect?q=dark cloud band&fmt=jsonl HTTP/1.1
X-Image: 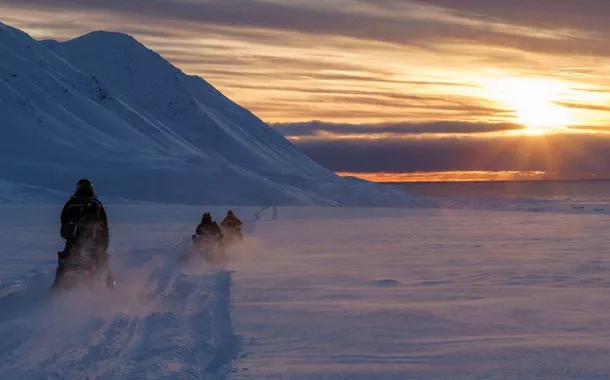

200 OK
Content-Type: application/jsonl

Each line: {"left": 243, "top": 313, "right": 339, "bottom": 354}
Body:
{"left": 277, "top": 123, "right": 610, "bottom": 177}
{"left": 274, "top": 121, "right": 525, "bottom": 137}
{"left": 1, "top": 0, "right": 608, "bottom": 57}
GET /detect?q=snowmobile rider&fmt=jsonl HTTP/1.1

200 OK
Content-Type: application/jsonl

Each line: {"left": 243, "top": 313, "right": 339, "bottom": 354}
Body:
{"left": 221, "top": 210, "right": 242, "bottom": 229}
{"left": 220, "top": 210, "right": 243, "bottom": 239}
{"left": 52, "top": 178, "right": 112, "bottom": 288}
{"left": 194, "top": 212, "right": 223, "bottom": 242}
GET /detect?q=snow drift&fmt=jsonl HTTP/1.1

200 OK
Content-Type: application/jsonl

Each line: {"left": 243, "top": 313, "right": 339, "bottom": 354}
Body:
{"left": 0, "top": 22, "right": 409, "bottom": 206}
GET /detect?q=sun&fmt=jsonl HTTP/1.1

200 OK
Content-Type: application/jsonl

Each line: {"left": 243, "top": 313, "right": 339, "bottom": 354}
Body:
{"left": 485, "top": 77, "right": 572, "bottom": 134}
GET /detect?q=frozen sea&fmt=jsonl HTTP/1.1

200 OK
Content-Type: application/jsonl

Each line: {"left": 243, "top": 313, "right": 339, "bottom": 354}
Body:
{"left": 400, "top": 179, "right": 610, "bottom": 212}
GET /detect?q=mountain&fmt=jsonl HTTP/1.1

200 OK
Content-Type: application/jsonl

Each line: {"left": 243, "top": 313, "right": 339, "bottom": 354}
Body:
{"left": 0, "top": 21, "right": 410, "bottom": 205}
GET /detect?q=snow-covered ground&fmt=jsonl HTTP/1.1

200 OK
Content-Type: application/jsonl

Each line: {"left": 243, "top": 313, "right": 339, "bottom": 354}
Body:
{"left": 1, "top": 204, "right": 610, "bottom": 379}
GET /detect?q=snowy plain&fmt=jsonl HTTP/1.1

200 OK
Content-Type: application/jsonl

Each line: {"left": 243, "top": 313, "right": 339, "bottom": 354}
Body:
{"left": 1, "top": 203, "right": 610, "bottom": 379}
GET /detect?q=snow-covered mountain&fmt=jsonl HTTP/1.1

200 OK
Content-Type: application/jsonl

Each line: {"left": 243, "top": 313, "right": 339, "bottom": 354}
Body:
{"left": 0, "top": 21, "right": 408, "bottom": 205}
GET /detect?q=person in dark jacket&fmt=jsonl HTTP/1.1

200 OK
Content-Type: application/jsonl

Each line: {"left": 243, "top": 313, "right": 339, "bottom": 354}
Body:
{"left": 220, "top": 210, "right": 242, "bottom": 228}
{"left": 220, "top": 210, "right": 243, "bottom": 240}
{"left": 194, "top": 212, "right": 223, "bottom": 241}
{"left": 52, "top": 179, "right": 113, "bottom": 289}
{"left": 190, "top": 213, "right": 225, "bottom": 261}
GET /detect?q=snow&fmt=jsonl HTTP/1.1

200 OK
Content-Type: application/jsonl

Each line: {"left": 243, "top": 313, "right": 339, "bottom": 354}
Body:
{"left": 0, "top": 21, "right": 410, "bottom": 206}
{"left": 2, "top": 203, "right": 610, "bottom": 379}
{"left": 231, "top": 208, "right": 610, "bottom": 379}
{"left": 0, "top": 204, "right": 239, "bottom": 379}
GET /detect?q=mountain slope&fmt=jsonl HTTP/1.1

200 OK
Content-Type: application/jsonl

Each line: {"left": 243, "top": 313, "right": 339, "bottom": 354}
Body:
{"left": 42, "top": 31, "right": 331, "bottom": 179}
{"left": 0, "top": 22, "right": 409, "bottom": 205}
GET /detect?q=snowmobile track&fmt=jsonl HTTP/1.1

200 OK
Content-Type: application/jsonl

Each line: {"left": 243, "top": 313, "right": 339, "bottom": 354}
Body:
{"left": 0, "top": 244, "right": 239, "bottom": 379}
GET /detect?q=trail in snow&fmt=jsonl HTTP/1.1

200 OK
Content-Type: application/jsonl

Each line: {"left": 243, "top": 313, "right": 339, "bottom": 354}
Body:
{"left": 0, "top": 240, "right": 239, "bottom": 379}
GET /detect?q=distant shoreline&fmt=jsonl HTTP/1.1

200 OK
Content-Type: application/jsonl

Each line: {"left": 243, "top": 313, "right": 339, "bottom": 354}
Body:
{"left": 384, "top": 178, "right": 610, "bottom": 185}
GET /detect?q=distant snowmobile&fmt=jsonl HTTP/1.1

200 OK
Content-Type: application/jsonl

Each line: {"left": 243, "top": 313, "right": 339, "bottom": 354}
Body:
{"left": 180, "top": 232, "right": 226, "bottom": 266}
{"left": 220, "top": 210, "right": 243, "bottom": 245}
{"left": 180, "top": 212, "right": 227, "bottom": 265}
{"left": 221, "top": 225, "right": 243, "bottom": 245}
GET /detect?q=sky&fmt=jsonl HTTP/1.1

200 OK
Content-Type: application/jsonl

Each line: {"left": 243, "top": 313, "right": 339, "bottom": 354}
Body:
{"left": 2, "top": 0, "right": 610, "bottom": 181}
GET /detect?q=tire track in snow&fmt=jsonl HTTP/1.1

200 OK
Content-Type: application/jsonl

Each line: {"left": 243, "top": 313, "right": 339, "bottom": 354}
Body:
{"left": 0, "top": 241, "right": 239, "bottom": 379}
{"left": 205, "top": 271, "right": 238, "bottom": 375}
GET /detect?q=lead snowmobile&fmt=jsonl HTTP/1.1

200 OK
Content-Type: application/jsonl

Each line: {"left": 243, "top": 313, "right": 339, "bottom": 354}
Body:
{"left": 52, "top": 223, "right": 115, "bottom": 292}
{"left": 58, "top": 245, "right": 115, "bottom": 291}
{"left": 51, "top": 178, "right": 115, "bottom": 292}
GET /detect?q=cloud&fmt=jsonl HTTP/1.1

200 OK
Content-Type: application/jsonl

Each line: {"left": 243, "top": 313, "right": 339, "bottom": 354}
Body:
{"left": 1, "top": 0, "right": 607, "bottom": 57}
{"left": 274, "top": 122, "right": 610, "bottom": 177}
{"left": 555, "top": 101, "right": 610, "bottom": 113}
{"left": 409, "top": 0, "right": 610, "bottom": 34}
{"left": 274, "top": 121, "right": 525, "bottom": 137}
{"left": 3, "top": 0, "right": 610, "bottom": 125}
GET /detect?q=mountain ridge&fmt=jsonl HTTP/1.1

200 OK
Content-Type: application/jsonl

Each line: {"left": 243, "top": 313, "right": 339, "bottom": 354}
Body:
{"left": 0, "top": 21, "right": 411, "bottom": 206}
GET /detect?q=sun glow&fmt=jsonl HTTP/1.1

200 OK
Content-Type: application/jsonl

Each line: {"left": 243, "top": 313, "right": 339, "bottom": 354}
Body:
{"left": 485, "top": 77, "right": 572, "bottom": 134}
{"left": 338, "top": 171, "right": 549, "bottom": 182}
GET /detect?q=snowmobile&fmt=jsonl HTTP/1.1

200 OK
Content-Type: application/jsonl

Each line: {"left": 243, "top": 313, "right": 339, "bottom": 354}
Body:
{"left": 221, "top": 225, "right": 243, "bottom": 245}
{"left": 54, "top": 244, "right": 115, "bottom": 292}
{"left": 179, "top": 233, "right": 227, "bottom": 266}
{"left": 52, "top": 221, "right": 115, "bottom": 292}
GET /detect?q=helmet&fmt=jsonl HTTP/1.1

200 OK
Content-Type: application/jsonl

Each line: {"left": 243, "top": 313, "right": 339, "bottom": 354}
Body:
{"left": 73, "top": 178, "right": 95, "bottom": 199}
{"left": 77, "top": 178, "right": 93, "bottom": 189}
{"left": 202, "top": 212, "right": 212, "bottom": 223}
{"left": 227, "top": 210, "right": 234, "bottom": 216}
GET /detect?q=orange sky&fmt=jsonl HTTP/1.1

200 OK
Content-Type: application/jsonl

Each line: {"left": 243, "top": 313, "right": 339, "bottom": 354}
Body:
{"left": 337, "top": 171, "right": 550, "bottom": 183}
{"left": 2, "top": 1, "right": 610, "bottom": 127}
